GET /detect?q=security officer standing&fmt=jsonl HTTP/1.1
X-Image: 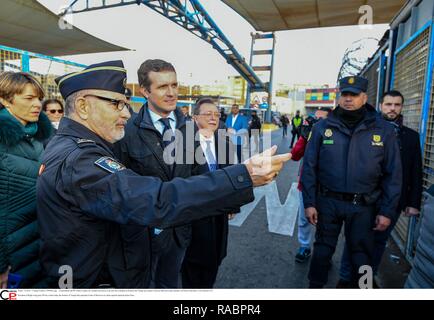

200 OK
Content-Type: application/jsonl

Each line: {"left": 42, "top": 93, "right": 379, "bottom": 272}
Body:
{"left": 337, "top": 90, "right": 423, "bottom": 287}
{"left": 301, "top": 76, "right": 402, "bottom": 288}
{"left": 37, "top": 60, "right": 290, "bottom": 288}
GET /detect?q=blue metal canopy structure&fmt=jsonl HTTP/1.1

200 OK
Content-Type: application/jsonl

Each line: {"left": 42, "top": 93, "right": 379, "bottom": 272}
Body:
{"left": 62, "top": 0, "right": 267, "bottom": 92}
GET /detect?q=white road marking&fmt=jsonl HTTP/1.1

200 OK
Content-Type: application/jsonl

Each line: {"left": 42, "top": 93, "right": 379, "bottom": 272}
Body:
{"left": 229, "top": 182, "right": 299, "bottom": 236}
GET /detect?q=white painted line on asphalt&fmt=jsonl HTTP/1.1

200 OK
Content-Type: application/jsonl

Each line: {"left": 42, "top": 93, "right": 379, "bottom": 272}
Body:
{"left": 229, "top": 182, "right": 299, "bottom": 236}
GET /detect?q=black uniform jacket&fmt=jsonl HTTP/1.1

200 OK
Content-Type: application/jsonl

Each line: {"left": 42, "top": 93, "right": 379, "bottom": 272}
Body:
{"left": 37, "top": 117, "right": 254, "bottom": 288}
{"left": 301, "top": 105, "right": 402, "bottom": 219}
{"left": 397, "top": 125, "right": 422, "bottom": 213}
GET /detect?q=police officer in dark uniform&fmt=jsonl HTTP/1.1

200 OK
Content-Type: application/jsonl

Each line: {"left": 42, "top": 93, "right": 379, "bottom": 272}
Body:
{"left": 301, "top": 76, "right": 402, "bottom": 288}
{"left": 37, "top": 60, "right": 289, "bottom": 288}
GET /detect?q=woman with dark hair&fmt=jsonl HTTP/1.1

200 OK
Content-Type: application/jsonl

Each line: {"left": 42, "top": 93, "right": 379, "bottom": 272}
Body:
{"left": 0, "top": 72, "right": 52, "bottom": 288}
{"left": 42, "top": 98, "right": 64, "bottom": 130}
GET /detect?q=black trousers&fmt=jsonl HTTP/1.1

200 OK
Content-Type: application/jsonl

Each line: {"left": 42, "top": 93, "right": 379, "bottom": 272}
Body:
{"left": 308, "top": 195, "right": 376, "bottom": 288}
{"left": 151, "top": 229, "right": 187, "bottom": 288}
{"left": 181, "top": 261, "right": 219, "bottom": 289}
{"left": 290, "top": 131, "right": 300, "bottom": 147}
{"left": 236, "top": 144, "right": 242, "bottom": 163}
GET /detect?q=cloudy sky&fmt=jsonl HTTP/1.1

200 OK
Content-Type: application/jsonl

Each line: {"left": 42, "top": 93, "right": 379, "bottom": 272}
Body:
{"left": 39, "top": 0, "right": 389, "bottom": 87}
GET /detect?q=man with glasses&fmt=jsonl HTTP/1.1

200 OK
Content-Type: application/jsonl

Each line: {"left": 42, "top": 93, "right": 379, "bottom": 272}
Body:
{"left": 37, "top": 60, "right": 290, "bottom": 288}
{"left": 181, "top": 97, "right": 236, "bottom": 288}
{"left": 42, "top": 99, "right": 64, "bottom": 130}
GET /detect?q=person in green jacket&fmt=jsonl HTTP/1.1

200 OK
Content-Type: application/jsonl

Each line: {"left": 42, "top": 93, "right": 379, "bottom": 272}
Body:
{"left": 0, "top": 72, "right": 52, "bottom": 288}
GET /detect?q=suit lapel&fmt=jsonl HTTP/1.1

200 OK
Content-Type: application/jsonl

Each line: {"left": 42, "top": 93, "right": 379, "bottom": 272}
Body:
{"left": 137, "top": 106, "right": 172, "bottom": 180}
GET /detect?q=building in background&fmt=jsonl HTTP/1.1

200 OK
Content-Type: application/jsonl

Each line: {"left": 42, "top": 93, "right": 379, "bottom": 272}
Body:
{"left": 304, "top": 87, "right": 337, "bottom": 114}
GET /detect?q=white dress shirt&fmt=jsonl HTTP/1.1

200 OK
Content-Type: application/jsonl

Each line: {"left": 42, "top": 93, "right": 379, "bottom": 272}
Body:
{"left": 231, "top": 114, "right": 239, "bottom": 128}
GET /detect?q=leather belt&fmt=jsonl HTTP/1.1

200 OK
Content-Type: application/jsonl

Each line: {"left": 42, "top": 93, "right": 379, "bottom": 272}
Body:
{"left": 319, "top": 185, "right": 365, "bottom": 205}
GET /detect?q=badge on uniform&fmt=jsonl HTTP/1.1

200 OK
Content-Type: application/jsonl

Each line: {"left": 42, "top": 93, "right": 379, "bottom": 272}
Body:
{"left": 324, "top": 129, "right": 333, "bottom": 137}
{"left": 94, "top": 157, "right": 126, "bottom": 173}
{"left": 372, "top": 135, "right": 383, "bottom": 147}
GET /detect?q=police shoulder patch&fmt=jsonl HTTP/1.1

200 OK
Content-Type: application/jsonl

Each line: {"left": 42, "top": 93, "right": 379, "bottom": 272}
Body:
{"left": 94, "top": 157, "right": 126, "bottom": 173}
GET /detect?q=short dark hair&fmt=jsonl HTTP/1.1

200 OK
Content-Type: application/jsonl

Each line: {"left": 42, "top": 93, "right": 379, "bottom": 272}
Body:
{"left": 193, "top": 97, "right": 215, "bottom": 115}
{"left": 232, "top": 104, "right": 239, "bottom": 108}
{"left": 381, "top": 90, "right": 404, "bottom": 105}
{"left": 42, "top": 98, "right": 63, "bottom": 112}
{"left": 137, "top": 59, "right": 176, "bottom": 91}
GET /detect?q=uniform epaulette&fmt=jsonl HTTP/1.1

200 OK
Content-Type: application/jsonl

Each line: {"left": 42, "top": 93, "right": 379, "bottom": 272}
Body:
{"left": 76, "top": 138, "right": 96, "bottom": 147}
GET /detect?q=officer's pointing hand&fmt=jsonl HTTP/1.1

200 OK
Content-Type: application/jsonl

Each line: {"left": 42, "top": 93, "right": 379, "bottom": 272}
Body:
{"left": 374, "top": 215, "right": 391, "bottom": 231}
{"left": 244, "top": 145, "right": 291, "bottom": 187}
{"left": 305, "top": 207, "right": 318, "bottom": 225}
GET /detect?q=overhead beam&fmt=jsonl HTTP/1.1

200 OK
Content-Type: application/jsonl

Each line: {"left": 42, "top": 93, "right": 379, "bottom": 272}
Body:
{"left": 63, "top": 0, "right": 266, "bottom": 90}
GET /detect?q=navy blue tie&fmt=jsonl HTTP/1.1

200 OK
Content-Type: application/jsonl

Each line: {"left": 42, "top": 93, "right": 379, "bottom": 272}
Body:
{"left": 159, "top": 118, "right": 175, "bottom": 148}
{"left": 159, "top": 118, "right": 176, "bottom": 175}
{"left": 205, "top": 140, "right": 218, "bottom": 172}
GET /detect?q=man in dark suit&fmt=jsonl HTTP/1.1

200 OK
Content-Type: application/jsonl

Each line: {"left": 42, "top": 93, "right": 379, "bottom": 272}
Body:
{"left": 181, "top": 97, "right": 237, "bottom": 288}
{"left": 114, "top": 59, "right": 197, "bottom": 288}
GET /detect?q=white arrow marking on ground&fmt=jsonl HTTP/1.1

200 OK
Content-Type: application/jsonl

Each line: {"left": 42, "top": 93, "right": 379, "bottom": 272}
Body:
{"left": 229, "top": 182, "right": 299, "bottom": 236}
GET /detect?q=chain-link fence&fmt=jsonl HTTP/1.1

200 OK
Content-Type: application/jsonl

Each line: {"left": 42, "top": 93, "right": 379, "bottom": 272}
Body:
{"left": 1, "top": 45, "right": 86, "bottom": 102}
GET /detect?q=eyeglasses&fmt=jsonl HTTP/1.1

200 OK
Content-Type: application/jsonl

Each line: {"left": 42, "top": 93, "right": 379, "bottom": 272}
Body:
{"left": 198, "top": 112, "right": 221, "bottom": 118}
{"left": 48, "top": 109, "right": 64, "bottom": 114}
{"left": 84, "top": 94, "right": 129, "bottom": 111}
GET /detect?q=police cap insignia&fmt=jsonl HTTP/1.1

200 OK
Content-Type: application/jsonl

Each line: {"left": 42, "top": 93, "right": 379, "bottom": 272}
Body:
{"left": 94, "top": 157, "right": 126, "bottom": 173}
{"left": 339, "top": 76, "right": 368, "bottom": 94}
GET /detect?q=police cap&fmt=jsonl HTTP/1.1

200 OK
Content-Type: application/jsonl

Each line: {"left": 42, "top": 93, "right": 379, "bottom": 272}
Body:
{"left": 339, "top": 76, "right": 368, "bottom": 94}
{"left": 55, "top": 60, "right": 127, "bottom": 99}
